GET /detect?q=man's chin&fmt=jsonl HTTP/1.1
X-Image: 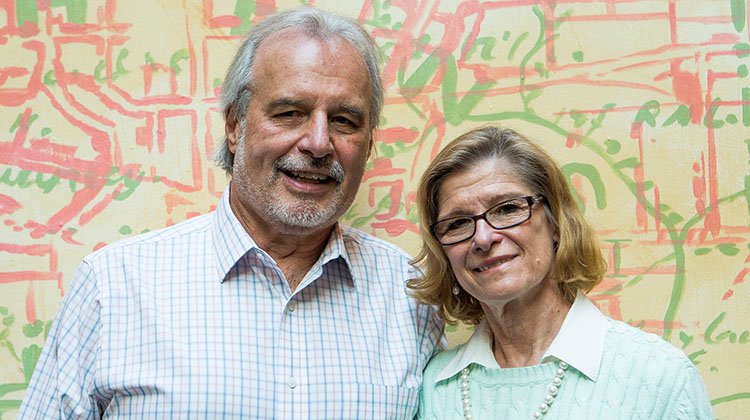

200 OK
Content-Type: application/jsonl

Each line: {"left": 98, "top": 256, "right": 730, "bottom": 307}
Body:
{"left": 269, "top": 204, "right": 342, "bottom": 231}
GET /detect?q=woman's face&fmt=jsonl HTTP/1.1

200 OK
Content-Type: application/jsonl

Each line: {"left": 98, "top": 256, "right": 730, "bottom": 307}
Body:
{"left": 436, "top": 158, "right": 559, "bottom": 309}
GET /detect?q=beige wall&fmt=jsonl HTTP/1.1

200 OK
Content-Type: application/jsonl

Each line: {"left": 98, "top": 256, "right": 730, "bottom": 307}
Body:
{"left": 1, "top": 0, "right": 748, "bottom": 418}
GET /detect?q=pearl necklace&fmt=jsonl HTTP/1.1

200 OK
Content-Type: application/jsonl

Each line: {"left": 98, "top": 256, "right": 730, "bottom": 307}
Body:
{"left": 459, "top": 360, "right": 568, "bottom": 420}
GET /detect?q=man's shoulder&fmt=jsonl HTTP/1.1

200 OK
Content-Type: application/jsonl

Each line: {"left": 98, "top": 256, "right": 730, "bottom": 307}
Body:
{"left": 83, "top": 211, "right": 214, "bottom": 263}
{"left": 339, "top": 224, "right": 412, "bottom": 260}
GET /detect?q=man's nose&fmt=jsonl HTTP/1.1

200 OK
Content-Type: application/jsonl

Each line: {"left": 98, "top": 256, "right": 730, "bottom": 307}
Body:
{"left": 298, "top": 113, "right": 334, "bottom": 158}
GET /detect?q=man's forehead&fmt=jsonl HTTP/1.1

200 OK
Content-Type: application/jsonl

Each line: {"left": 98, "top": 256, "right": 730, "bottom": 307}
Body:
{"left": 255, "top": 29, "right": 349, "bottom": 59}
{"left": 250, "top": 30, "right": 373, "bottom": 98}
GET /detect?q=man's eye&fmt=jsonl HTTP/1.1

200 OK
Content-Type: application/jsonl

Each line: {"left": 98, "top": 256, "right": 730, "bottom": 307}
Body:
{"left": 331, "top": 116, "right": 358, "bottom": 128}
{"left": 276, "top": 110, "right": 303, "bottom": 118}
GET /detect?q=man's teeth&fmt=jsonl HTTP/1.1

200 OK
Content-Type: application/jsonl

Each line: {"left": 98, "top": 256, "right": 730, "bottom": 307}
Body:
{"left": 292, "top": 171, "right": 328, "bottom": 181}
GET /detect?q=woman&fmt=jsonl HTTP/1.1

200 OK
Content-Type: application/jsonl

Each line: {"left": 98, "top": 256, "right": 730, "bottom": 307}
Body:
{"left": 409, "top": 126, "right": 713, "bottom": 419}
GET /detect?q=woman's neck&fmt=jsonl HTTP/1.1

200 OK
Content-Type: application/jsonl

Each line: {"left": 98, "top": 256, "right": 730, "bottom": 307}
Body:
{"left": 482, "top": 286, "right": 571, "bottom": 368}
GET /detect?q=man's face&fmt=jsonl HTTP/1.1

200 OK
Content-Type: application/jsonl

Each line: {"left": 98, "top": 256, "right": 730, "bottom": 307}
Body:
{"left": 226, "top": 30, "right": 373, "bottom": 236}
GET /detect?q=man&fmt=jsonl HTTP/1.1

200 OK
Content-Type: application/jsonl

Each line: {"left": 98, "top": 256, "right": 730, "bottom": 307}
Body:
{"left": 19, "top": 7, "right": 443, "bottom": 419}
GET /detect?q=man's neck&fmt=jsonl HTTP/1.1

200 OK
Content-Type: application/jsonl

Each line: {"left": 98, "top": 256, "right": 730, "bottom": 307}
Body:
{"left": 259, "top": 230, "right": 331, "bottom": 291}
{"left": 228, "top": 187, "right": 334, "bottom": 291}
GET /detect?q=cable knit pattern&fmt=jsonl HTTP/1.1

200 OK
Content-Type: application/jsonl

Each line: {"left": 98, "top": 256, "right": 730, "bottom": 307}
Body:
{"left": 418, "top": 319, "right": 714, "bottom": 419}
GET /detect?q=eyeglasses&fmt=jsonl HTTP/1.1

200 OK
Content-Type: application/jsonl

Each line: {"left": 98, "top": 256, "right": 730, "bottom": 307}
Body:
{"left": 431, "top": 195, "right": 545, "bottom": 246}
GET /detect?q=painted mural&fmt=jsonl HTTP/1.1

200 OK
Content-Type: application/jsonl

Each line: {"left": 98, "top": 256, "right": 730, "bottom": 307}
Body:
{"left": 1, "top": 0, "right": 748, "bottom": 418}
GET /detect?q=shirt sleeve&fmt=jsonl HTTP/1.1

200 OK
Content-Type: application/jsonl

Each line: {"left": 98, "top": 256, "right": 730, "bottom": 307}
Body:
{"left": 415, "top": 386, "right": 426, "bottom": 420}
{"left": 18, "top": 260, "right": 106, "bottom": 419}
{"left": 671, "top": 362, "right": 715, "bottom": 419}
{"left": 409, "top": 263, "right": 446, "bottom": 358}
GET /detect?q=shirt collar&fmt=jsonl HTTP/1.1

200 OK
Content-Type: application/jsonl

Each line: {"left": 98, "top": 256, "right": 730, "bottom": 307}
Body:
{"left": 212, "top": 187, "right": 354, "bottom": 287}
{"left": 435, "top": 291, "right": 608, "bottom": 382}
{"left": 542, "top": 291, "right": 608, "bottom": 380}
{"left": 212, "top": 187, "right": 259, "bottom": 281}
{"left": 295, "top": 224, "right": 357, "bottom": 290}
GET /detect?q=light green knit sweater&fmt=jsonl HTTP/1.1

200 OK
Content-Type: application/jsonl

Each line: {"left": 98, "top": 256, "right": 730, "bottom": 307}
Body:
{"left": 418, "top": 319, "right": 714, "bottom": 419}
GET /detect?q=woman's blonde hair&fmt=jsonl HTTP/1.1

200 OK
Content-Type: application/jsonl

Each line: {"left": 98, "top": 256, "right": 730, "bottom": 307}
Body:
{"left": 408, "top": 126, "right": 607, "bottom": 325}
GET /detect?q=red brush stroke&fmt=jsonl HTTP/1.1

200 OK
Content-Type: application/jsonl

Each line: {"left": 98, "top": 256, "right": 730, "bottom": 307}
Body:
{"left": 0, "top": 105, "right": 111, "bottom": 238}
{"left": 26, "top": 282, "right": 36, "bottom": 323}
{"left": 371, "top": 218, "right": 418, "bottom": 237}
{"left": 0, "top": 194, "right": 22, "bottom": 215}
{"left": 155, "top": 109, "right": 202, "bottom": 192}
{"left": 61, "top": 228, "right": 84, "bottom": 245}
{"left": 670, "top": 58, "right": 704, "bottom": 124}
{"left": 378, "top": 127, "right": 419, "bottom": 145}
{"left": 0, "top": 40, "right": 45, "bottom": 106}
{"left": 0, "top": 243, "right": 58, "bottom": 284}
{"left": 368, "top": 180, "right": 404, "bottom": 220}
{"left": 362, "top": 158, "right": 406, "bottom": 182}
{"left": 165, "top": 191, "right": 194, "bottom": 214}
{"left": 701, "top": 70, "right": 721, "bottom": 239}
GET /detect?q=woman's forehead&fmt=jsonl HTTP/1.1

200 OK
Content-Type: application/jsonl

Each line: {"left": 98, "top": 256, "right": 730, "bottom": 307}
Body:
{"left": 436, "top": 161, "right": 531, "bottom": 215}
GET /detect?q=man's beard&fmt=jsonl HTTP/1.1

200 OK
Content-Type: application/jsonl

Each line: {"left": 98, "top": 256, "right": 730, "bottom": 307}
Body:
{"left": 231, "top": 121, "right": 352, "bottom": 231}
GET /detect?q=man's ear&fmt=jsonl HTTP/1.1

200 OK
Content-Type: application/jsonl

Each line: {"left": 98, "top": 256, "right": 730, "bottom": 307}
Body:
{"left": 366, "top": 130, "right": 375, "bottom": 160}
{"left": 225, "top": 108, "right": 240, "bottom": 154}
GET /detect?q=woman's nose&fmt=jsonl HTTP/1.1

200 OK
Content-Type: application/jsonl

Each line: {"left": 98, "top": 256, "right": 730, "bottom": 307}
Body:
{"left": 471, "top": 218, "right": 500, "bottom": 252}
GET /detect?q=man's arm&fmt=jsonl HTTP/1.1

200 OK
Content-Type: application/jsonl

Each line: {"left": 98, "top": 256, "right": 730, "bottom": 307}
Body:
{"left": 19, "top": 261, "right": 105, "bottom": 419}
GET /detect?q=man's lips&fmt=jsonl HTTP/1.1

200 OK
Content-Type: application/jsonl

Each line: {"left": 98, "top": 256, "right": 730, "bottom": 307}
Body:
{"left": 283, "top": 169, "right": 334, "bottom": 184}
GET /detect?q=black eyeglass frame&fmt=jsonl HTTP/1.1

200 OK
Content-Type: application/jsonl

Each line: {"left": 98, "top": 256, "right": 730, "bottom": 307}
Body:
{"left": 431, "top": 195, "right": 546, "bottom": 246}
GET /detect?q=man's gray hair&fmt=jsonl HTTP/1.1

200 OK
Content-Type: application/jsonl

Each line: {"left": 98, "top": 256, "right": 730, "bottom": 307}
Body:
{"left": 214, "top": 7, "right": 384, "bottom": 174}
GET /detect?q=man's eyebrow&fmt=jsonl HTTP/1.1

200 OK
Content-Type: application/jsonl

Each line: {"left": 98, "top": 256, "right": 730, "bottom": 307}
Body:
{"left": 337, "top": 104, "right": 365, "bottom": 119}
{"left": 265, "top": 98, "right": 306, "bottom": 112}
{"left": 264, "top": 99, "right": 365, "bottom": 120}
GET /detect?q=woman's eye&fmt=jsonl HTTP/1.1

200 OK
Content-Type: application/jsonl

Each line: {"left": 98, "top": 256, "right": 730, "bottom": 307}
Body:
{"left": 493, "top": 202, "right": 523, "bottom": 216}
{"left": 446, "top": 218, "right": 472, "bottom": 231}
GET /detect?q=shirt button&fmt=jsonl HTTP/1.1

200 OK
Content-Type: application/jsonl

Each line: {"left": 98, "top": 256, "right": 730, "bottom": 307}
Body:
{"left": 287, "top": 301, "right": 297, "bottom": 312}
{"left": 288, "top": 377, "right": 297, "bottom": 389}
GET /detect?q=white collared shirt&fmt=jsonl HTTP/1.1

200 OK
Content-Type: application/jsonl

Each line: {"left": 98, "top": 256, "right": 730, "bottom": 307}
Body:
{"left": 436, "top": 291, "right": 608, "bottom": 383}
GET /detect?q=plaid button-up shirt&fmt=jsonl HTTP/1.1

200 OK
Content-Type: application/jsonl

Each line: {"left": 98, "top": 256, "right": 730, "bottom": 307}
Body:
{"left": 20, "top": 188, "right": 444, "bottom": 419}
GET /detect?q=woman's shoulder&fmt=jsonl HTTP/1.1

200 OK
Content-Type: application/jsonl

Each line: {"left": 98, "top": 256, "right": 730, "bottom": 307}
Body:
{"left": 604, "top": 318, "right": 697, "bottom": 372}
{"left": 422, "top": 343, "right": 465, "bottom": 384}
{"left": 603, "top": 318, "right": 713, "bottom": 417}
